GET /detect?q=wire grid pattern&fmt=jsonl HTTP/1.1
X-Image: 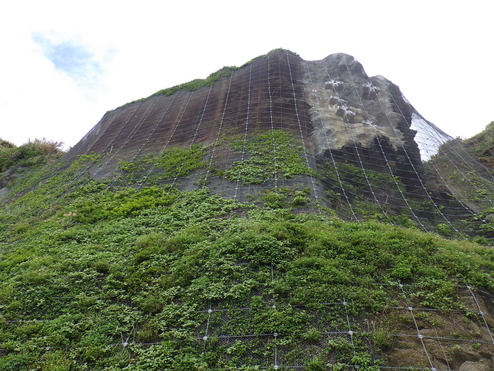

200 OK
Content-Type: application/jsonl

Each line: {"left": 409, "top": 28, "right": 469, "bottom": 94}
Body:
{"left": 1, "top": 283, "right": 493, "bottom": 370}
{"left": 3, "top": 52, "right": 494, "bottom": 369}
{"left": 9, "top": 51, "right": 493, "bottom": 240}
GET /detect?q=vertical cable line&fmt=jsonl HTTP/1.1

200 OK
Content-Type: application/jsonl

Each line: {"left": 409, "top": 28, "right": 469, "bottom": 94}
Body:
{"left": 162, "top": 85, "right": 214, "bottom": 191}
{"left": 266, "top": 54, "right": 279, "bottom": 190}
{"left": 138, "top": 91, "right": 195, "bottom": 190}
{"left": 109, "top": 93, "right": 179, "bottom": 189}
{"left": 126, "top": 94, "right": 179, "bottom": 164}
{"left": 455, "top": 135, "right": 494, "bottom": 182}
{"left": 233, "top": 64, "right": 253, "bottom": 200}
{"left": 202, "top": 70, "right": 235, "bottom": 186}
{"left": 418, "top": 117, "right": 494, "bottom": 187}
{"left": 353, "top": 66, "right": 463, "bottom": 236}
{"left": 190, "top": 85, "right": 213, "bottom": 145}
{"left": 322, "top": 61, "right": 384, "bottom": 211}
{"left": 416, "top": 136, "right": 482, "bottom": 217}
{"left": 285, "top": 51, "right": 320, "bottom": 210}
{"left": 157, "top": 84, "right": 214, "bottom": 192}
{"left": 343, "top": 64, "right": 428, "bottom": 231}
{"left": 303, "top": 60, "right": 358, "bottom": 221}
{"left": 430, "top": 321, "right": 453, "bottom": 371}
{"left": 383, "top": 97, "right": 478, "bottom": 232}
{"left": 342, "top": 299, "right": 357, "bottom": 362}
{"left": 398, "top": 284, "right": 436, "bottom": 370}
{"left": 203, "top": 305, "right": 213, "bottom": 344}
{"left": 270, "top": 263, "right": 279, "bottom": 369}
{"left": 6, "top": 107, "right": 125, "bottom": 201}
{"left": 94, "top": 101, "right": 145, "bottom": 161}
{"left": 425, "top": 150, "right": 482, "bottom": 215}
{"left": 466, "top": 285, "right": 494, "bottom": 345}
{"left": 167, "top": 86, "right": 213, "bottom": 190}
{"left": 382, "top": 90, "right": 467, "bottom": 205}
{"left": 425, "top": 133, "right": 494, "bottom": 209}
{"left": 394, "top": 97, "right": 491, "bottom": 211}
{"left": 56, "top": 107, "right": 125, "bottom": 173}
{"left": 62, "top": 103, "right": 144, "bottom": 197}
{"left": 92, "top": 97, "right": 161, "bottom": 179}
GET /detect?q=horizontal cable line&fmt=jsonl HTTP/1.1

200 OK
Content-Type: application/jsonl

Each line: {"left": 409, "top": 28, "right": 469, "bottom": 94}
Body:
{"left": 197, "top": 332, "right": 275, "bottom": 340}
{"left": 3, "top": 298, "right": 489, "bottom": 324}
{"left": 387, "top": 306, "right": 469, "bottom": 313}
{"left": 392, "top": 333, "right": 490, "bottom": 343}
{"left": 2, "top": 331, "right": 487, "bottom": 351}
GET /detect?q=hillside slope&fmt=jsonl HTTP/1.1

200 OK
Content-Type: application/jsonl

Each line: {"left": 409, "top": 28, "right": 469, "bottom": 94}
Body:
{"left": 464, "top": 121, "right": 494, "bottom": 171}
{"left": 14, "top": 49, "right": 491, "bottom": 239}
{"left": 1, "top": 49, "right": 494, "bottom": 370}
{"left": 1, "top": 163, "right": 494, "bottom": 370}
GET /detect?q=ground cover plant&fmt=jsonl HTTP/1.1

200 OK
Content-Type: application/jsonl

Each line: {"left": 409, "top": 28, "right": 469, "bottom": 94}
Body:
{"left": 223, "top": 130, "right": 312, "bottom": 185}
{"left": 1, "top": 155, "right": 494, "bottom": 370}
{"left": 0, "top": 139, "right": 64, "bottom": 191}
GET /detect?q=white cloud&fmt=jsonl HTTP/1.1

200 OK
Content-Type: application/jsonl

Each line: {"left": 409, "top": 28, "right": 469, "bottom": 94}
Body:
{"left": 32, "top": 32, "right": 103, "bottom": 87}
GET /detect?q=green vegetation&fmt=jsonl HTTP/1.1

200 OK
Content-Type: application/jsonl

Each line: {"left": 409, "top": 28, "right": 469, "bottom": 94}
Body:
{"left": 319, "top": 161, "right": 417, "bottom": 226}
{"left": 146, "top": 49, "right": 297, "bottom": 101}
{"left": 0, "top": 139, "right": 64, "bottom": 189}
{"left": 1, "top": 152, "right": 494, "bottom": 369}
{"left": 318, "top": 158, "right": 494, "bottom": 238}
{"left": 1, "top": 117, "right": 493, "bottom": 369}
{"left": 424, "top": 136, "right": 494, "bottom": 238}
{"left": 464, "top": 121, "right": 494, "bottom": 169}
{"left": 118, "top": 48, "right": 297, "bottom": 109}
{"left": 150, "top": 66, "right": 240, "bottom": 98}
{"left": 224, "top": 130, "right": 312, "bottom": 184}
{"left": 117, "top": 145, "right": 207, "bottom": 184}
{"left": 119, "top": 66, "right": 240, "bottom": 108}
{"left": 115, "top": 129, "right": 312, "bottom": 188}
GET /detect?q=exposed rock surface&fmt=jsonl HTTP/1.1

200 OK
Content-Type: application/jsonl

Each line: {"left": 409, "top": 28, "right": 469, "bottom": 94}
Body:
{"left": 3, "top": 49, "right": 494, "bottom": 369}
{"left": 459, "top": 360, "right": 492, "bottom": 371}
{"left": 65, "top": 51, "right": 312, "bottom": 179}
{"left": 64, "top": 50, "right": 428, "bottom": 193}
{"left": 302, "top": 53, "right": 425, "bottom": 191}
{"left": 51, "top": 49, "right": 494, "bottom": 235}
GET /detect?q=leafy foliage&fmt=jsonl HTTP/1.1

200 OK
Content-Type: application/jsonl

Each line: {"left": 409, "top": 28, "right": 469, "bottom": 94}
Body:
{"left": 118, "top": 49, "right": 297, "bottom": 108}
{"left": 121, "top": 65, "right": 242, "bottom": 107}
{"left": 1, "top": 119, "right": 493, "bottom": 369}
{"left": 117, "top": 145, "right": 207, "bottom": 184}
{"left": 224, "top": 130, "right": 312, "bottom": 184}
{"left": 464, "top": 121, "right": 494, "bottom": 170}
{"left": 0, "top": 139, "right": 64, "bottom": 189}
{"left": 1, "top": 159, "right": 494, "bottom": 369}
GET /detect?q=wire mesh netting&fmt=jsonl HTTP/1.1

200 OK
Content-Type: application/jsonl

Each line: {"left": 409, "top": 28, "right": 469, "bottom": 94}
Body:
{"left": 2, "top": 49, "right": 493, "bottom": 369}
{"left": 39, "top": 49, "right": 493, "bottom": 240}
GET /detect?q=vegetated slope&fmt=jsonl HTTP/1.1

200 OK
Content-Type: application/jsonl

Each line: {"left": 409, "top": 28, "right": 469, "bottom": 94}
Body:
{"left": 464, "top": 121, "right": 494, "bottom": 171}
{"left": 421, "top": 122, "right": 494, "bottom": 239}
{"left": 1, "top": 49, "right": 494, "bottom": 370}
{"left": 22, "top": 48, "right": 493, "bottom": 239}
{"left": 0, "top": 139, "right": 64, "bottom": 199}
{"left": 1, "top": 153, "right": 494, "bottom": 370}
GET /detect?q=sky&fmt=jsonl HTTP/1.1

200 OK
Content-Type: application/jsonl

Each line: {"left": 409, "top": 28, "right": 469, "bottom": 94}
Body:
{"left": 1, "top": 0, "right": 493, "bottom": 149}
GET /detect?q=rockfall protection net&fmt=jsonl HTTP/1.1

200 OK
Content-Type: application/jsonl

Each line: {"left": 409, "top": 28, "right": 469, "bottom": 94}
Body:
{"left": 2, "top": 277, "right": 493, "bottom": 370}
{"left": 20, "top": 50, "right": 494, "bottom": 238}
{"left": 3, "top": 50, "right": 494, "bottom": 369}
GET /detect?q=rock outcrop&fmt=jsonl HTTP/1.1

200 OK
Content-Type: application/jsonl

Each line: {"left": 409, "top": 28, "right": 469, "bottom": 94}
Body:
{"left": 35, "top": 49, "right": 493, "bottom": 235}
{"left": 64, "top": 50, "right": 429, "bottom": 192}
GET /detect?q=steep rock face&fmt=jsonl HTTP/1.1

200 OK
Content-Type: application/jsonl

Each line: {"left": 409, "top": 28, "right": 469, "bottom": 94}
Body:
{"left": 32, "top": 49, "right": 494, "bottom": 238}
{"left": 464, "top": 121, "right": 494, "bottom": 171}
{"left": 66, "top": 51, "right": 313, "bottom": 179}
{"left": 303, "top": 53, "right": 424, "bottom": 191}
{"left": 65, "top": 50, "right": 426, "bottom": 194}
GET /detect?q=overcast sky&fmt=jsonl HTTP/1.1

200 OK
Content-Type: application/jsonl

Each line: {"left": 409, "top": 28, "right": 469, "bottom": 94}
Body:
{"left": 1, "top": 0, "right": 493, "bottom": 149}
